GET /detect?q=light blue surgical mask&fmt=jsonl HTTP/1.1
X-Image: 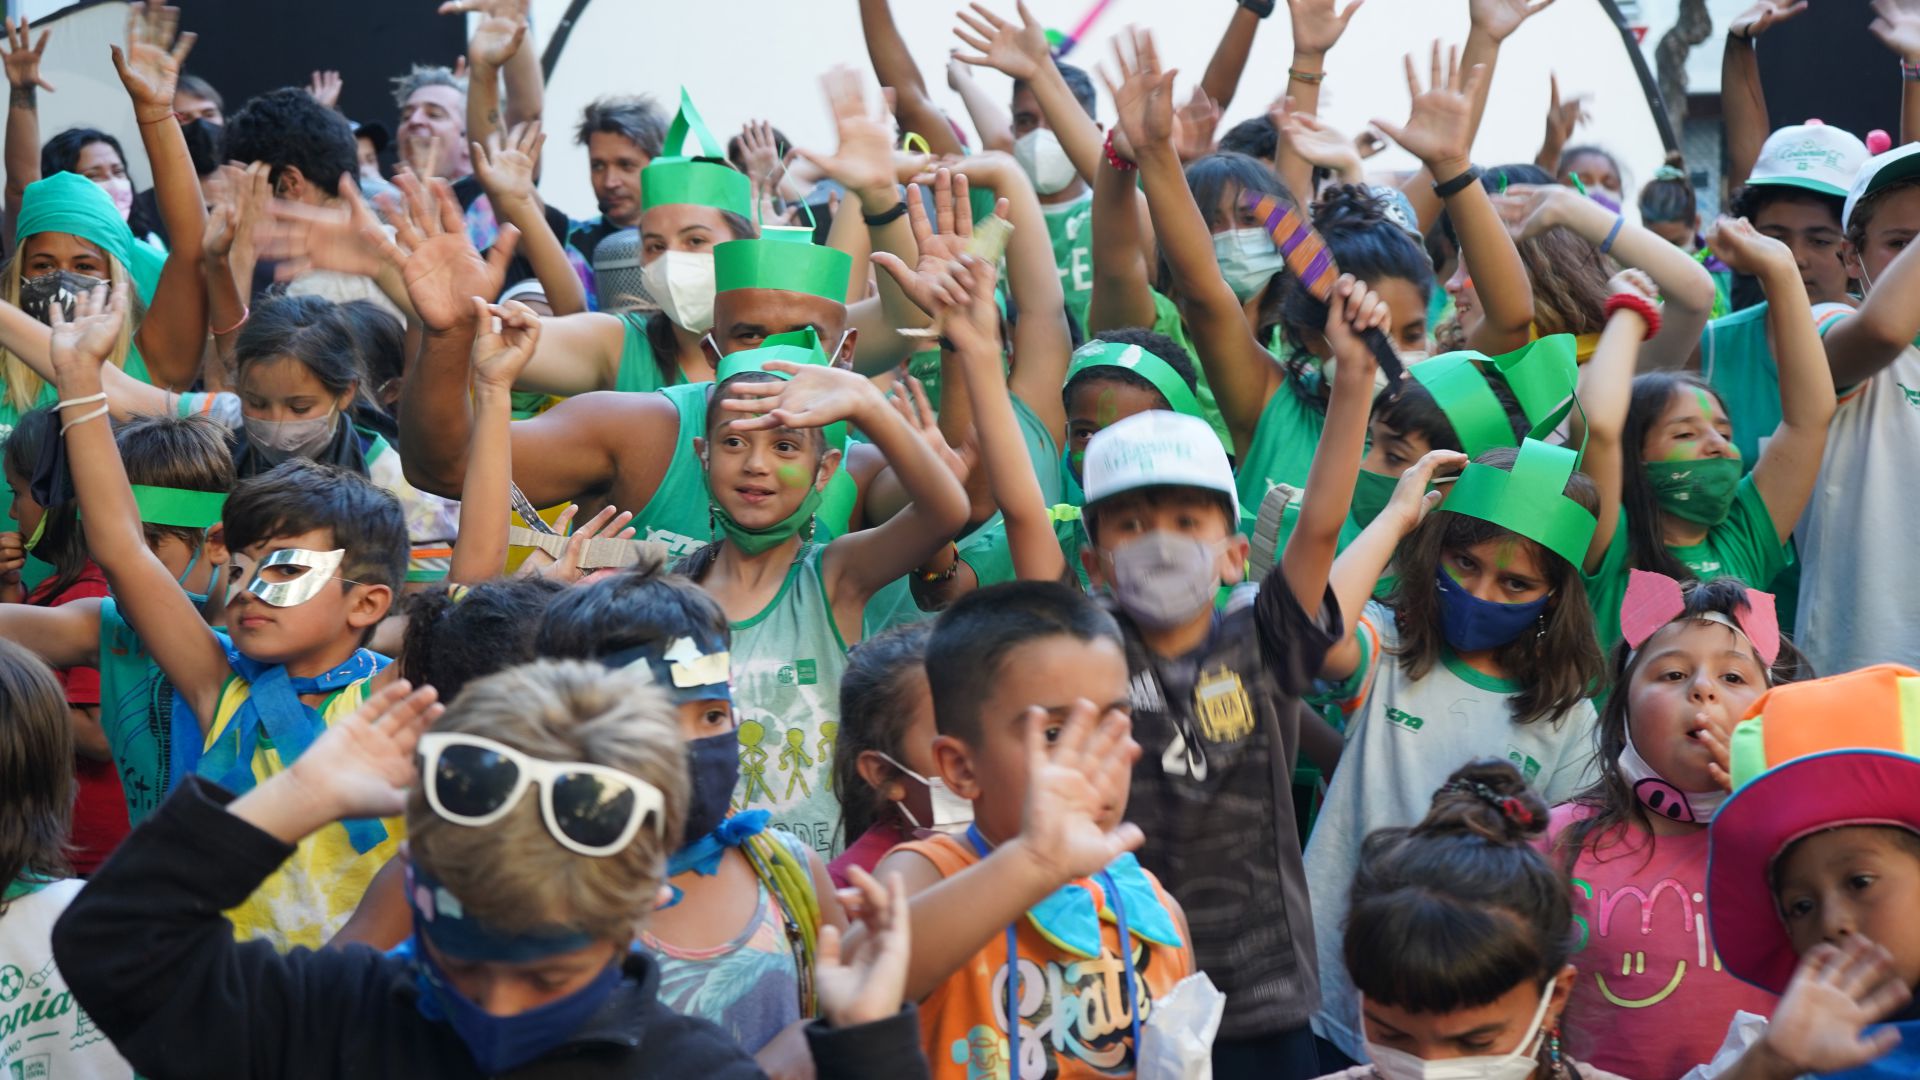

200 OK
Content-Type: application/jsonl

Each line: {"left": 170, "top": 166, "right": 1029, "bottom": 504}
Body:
{"left": 1214, "top": 227, "right": 1287, "bottom": 303}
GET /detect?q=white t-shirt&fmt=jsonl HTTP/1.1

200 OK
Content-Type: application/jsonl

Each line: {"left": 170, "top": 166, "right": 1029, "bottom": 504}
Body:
{"left": 1304, "top": 602, "right": 1599, "bottom": 1061}
{"left": 0, "top": 878, "right": 134, "bottom": 1079}
{"left": 1797, "top": 304, "right": 1920, "bottom": 675}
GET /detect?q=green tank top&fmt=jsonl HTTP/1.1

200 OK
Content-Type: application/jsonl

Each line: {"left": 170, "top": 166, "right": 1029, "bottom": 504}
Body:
{"left": 1234, "top": 350, "right": 1326, "bottom": 520}
{"left": 615, "top": 312, "right": 683, "bottom": 394}
{"left": 727, "top": 543, "right": 850, "bottom": 857}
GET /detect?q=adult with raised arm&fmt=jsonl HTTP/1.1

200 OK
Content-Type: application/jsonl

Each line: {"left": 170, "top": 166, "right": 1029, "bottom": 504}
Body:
{"left": 1723, "top": 1, "right": 1808, "bottom": 189}
{"left": 446, "top": 0, "right": 542, "bottom": 151}
{"left": 1271, "top": 0, "right": 1364, "bottom": 200}
{"left": 470, "top": 120, "right": 588, "bottom": 317}
{"left": 859, "top": 0, "right": 967, "bottom": 158}
{"left": 0, "top": 15, "right": 52, "bottom": 251}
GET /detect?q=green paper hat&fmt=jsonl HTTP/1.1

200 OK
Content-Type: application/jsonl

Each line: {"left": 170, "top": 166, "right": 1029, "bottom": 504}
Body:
{"left": 1408, "top": 335, "right": 1579, "bottom": 459}
{"left": 1065, "top": 340, "right": 1203, "bottom": 420}
{"left": 761, "top": 224, "right": 816, "bottom": 244}
{"left": 640, "top": 88, "right": 752, "bottom": 217}
{"left": 1445, "top": 438, "right": 1596, "bottom": 568}
{"left": 714, "top": 238, "right": 851, "bottom": 302}
{"left": 715, "top": 328, "right": 830, "bottom": 383}
{"left": 81, "top": 485, "right": 226, "bottom": 528}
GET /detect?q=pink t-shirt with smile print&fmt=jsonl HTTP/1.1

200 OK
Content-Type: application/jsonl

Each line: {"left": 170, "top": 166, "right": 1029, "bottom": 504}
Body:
{"left": 1547, "top": 802, "right": 1777, "bottom": 1079}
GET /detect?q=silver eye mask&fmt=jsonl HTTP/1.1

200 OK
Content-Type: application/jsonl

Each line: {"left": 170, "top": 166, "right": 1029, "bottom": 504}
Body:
{"left": 242, "top": 548, "right": 348, "bottom": 608}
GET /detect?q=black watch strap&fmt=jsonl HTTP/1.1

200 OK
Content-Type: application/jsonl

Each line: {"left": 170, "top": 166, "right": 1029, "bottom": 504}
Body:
{"left": 1431, "top": 165, "right": 1483, "bottom": 199}
{"left": 1238, "top": 0, "right": 1276, "bottom": 17}
{"left": 862, "top": 200, "right": 909, "bottom": 227}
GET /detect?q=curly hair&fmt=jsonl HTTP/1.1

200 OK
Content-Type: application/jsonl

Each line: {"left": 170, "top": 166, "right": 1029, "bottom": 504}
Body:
{"left": 226, "top": 88, "right": 359, "bottom": 200}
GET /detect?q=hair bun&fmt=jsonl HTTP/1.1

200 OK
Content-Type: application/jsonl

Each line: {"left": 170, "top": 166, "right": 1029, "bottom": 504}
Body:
{"left": 1416, "top": 759, "right": 1549, "bottom": 845}
{"left": 1310, "top": 183, "right": 1391, "bottom": 234}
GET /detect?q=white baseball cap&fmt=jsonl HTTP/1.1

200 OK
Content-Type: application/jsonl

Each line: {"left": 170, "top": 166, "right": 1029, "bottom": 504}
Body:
{"left": 1082, "top": 410, "right": 1237, "bottom": 508}
{"left": 1845, "top": 142, "right": 1920, "bottom": 231}
{"left": 1749, "top": 122, "right": 1869, "bottom": 200}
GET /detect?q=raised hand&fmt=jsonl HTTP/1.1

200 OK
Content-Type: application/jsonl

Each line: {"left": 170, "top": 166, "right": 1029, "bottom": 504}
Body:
{"left": 47, "top": 282, "right": 131, "bottom": 384}
{"left": 469, "top": 296, "right": 542, "bottom": 390}
{"left": 1324, "top": 275, "right": 1390, "bottom": 389}
{"left": 890, "top": 373, "right": 973, "bottom": 488}
{"left": 870, "top": 168, "right": 991, "bottom": 319}
{"left": 738, "top": 120, "right": 786, "bottom": 187}
{"left": 952, "top": 0, "right": 1051, "bottom": 81}
{"left": 1543, "top": 74, "right": 1590, "bottom": 154}
{"left": 1015, "top": 700, "right": 1144, "bottom": 884}
{"left": 1, "top": 17, "right": 54, "bottom": 94}
{"left": 1173, "top": 85, "right": 1221, "bottom": 164}
{"left": 284, "top": 681, "right": 445, "bottom": 823}
{"left": 1606, "top": 267, "right": 1660, "bottom": 306}
{"left": 1371, "top": 43, "right": 1486, "bottom": 178}
{"left": 257, "top": 173, "right": 399, "bottom": 281}
{"left": 112, "top": 0, "right": 196, "bottom": 123}
{"left": 1287, "top": 0, "right": 1365, "bottom": 57}
{"left": 1494, "top": 182, "right": 1582, "bottom": 241}
{"left": 1733, "top": 0, "right": 1809, "bottom": 42}
{"left": 1469, "top": 0, "right": 1556, "bottom": 43}
{"left": 437, "top": 0, "right": 531, "bottom": 18}
{"left": 472, "top": 120, "right": 544, "bottom": 211}
{"left": 793, "top": 67, "right": 915, "bottom": 206}
{"left": 307, "top": 69, "right": 343, "bottom": 110}
{"left": 1384, "top": 448, "right": 1469, "bottom": 533}
{"left": 718, "top": 363, "right": 881, "bottom": 432}
{"left": 1098, "top": 26, "right": 1177, "bottom": 159}
{"left": 1756, "top": 937, "right": 1911, "bottom": 1075}
{"left": 387, "top": 173, "right": 521, "bottom": 333}
{"left": 204, "top": 162, "right": 270, "bottom": 260}
{"left": 526, "top": 504, "right": 638, "bottom": 585}
{"left": 816, "top": 867, "right": 913, "bottom": 1029}
{"left": 1871, "top": 0, "right": 1920, "bottom": 59}
{"left": 1705, "top": 215, "right": 1794, "bottom": 276}
{"left": 1279, "top": 109, "right": 1364, "bottom": 179}
{"left": 467, "top": 11, "right": 527, "bottom": 69}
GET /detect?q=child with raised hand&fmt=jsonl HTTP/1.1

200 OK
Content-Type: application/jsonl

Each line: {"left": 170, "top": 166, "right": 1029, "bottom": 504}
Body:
{"left": 534, "top": 559, "right": 850, "bottom": 1073}
{"left": 1320, "top": 759, "right": 1623, "bottom": 1080}
{"left": 830, "top": 622, "right": 940, "bottom": 885}
{"left": 1547, "top": 574, "right": 1797, "bottom": 1078}
{"left": 0, "top": 637, "right": 132, "bottom": 1079}
{"left": 1307, "top": 439, "right": 1606, "bottom": 1066}
{"left": 1680, "top": 664, "right": 1920, "bottom": 1079}
{"left": 1579, "top": 219, "right": 1834, "bottom": 655}
{"left": 48, "top": 282, "right": 410, "bottom": 950}
{"left": 53, "top": 666, "right": 932, "bottom": 1079}
{"left": 870, "top": 580, "right": 1196, "bottom": 1078}
{"left": 679, "top": 332, "right": 968, "bottom": 857}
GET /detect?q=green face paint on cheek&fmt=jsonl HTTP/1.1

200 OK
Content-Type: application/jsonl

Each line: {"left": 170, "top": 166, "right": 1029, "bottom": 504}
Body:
{"left": 776, "top": 464, "right": 808, "bottom": 488}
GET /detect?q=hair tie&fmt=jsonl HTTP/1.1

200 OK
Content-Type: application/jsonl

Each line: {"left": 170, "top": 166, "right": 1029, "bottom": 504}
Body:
{"left": 1441, "top": 778, "right": 1536, "bottom": 827}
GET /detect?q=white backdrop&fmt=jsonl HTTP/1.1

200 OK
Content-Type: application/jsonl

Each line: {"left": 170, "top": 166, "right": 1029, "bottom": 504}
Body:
{"left": 530, "top": 0, "right": 1671, "bottom": 221}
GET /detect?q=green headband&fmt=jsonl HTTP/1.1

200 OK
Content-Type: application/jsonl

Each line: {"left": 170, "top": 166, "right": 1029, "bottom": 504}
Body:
{"left": 1408, "top": 336, "right": 1579, "bottom": 458}
{"left": 79, "top": 485, "right": 226, "bottom": 528}
{"left": 1065, "top": 341, "right": 1203, "bottom": 420}
{"left": 16, "top": 172, "right": 135, "bottom": 274}
{"left": 714, "top": 238, "right": 851, "bottom": 302}
{"left": 715, "top": 328, "right": 830, "bottom": 383}
{"left": 640, "top": 88, "right": 752, "bottom": 217}
{"left": 1444, "top": 438, "right": 1596, "bottom": 568}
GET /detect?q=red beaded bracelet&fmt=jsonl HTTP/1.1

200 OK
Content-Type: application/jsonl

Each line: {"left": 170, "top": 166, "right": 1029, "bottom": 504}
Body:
{"left": 1603, "top": 292, "right": 1661, "bottom": 341}
{"left": 1103, "top": 130, "right": 1137, "bottom": 173}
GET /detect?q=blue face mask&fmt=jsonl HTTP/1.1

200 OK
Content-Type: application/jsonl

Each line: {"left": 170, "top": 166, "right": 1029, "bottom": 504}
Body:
{"left": 176, "top": 543, "right": 223, "bottom": 613}
{"left": 415, "top": 930, "right": 624, "bottom": 1074}
{"left": 1435, "top": 564, "right": 1549, "bottom": 652}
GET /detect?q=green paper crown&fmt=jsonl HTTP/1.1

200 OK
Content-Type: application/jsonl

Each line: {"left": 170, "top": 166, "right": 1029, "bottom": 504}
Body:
{"left": 1408, "top": 335, "right": 1579, "bottom": 459}
{"left": 1445, "top": 438, "right": 1596, "bottom": 568}
{"left": 714, "top": 238, "right": 851, "bottom": 302}
{"left": 1066, "top": 340, "right": 1203, "bottom": 420}
{"left": 641, "top": 87, "right": 752, "bottom": 217}
{"left": 761, "top": 224, "right": 816, "bottom": 244}
{"left": 715, "top": 328, "right": 830, "bottom": 383}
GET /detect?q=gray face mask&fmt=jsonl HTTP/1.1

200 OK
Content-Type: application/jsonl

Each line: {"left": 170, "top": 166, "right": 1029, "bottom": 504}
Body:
{"left": 20, "top": 270, "right": 107, "bottom": 325}
{"left": 1106, "top": 531, "right": 1223, "bottom": 630}
{"left": 243, "top": 409, "right": 338, "bottom": 465}
{"left": 1213, "top": 228, "right": 1287, "bottom": 303}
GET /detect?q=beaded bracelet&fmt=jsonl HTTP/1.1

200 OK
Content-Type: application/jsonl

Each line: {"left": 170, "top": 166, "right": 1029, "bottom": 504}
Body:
{"left": 1103, "top": 130, "right": 1136, "bottom": 173}
{"left": 1604, "top": 291, "right": 1662, "bottom": 341}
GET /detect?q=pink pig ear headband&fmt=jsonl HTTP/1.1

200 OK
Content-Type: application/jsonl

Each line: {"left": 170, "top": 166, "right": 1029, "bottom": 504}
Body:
{"left": 1620, "top": 569, "right": 1781, "bottom": 673}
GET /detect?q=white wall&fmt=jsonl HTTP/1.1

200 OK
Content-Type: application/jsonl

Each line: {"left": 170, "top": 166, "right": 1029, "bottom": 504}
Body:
{"left": 530, "top": 0, "right": 1670, "bottom": 220}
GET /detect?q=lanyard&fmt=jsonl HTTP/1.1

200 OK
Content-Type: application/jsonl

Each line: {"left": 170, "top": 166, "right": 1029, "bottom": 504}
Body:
{"left": 964, "top": 826, "right": 1145, "bottom": 1077}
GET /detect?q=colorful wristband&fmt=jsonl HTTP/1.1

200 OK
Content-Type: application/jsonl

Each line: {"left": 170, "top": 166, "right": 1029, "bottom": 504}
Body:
{"left": 1599, "top": 214, "right": 1625, "bottom": 255}
{"left": 1287, "top": 67, "right": 1327, "bottom": 86}
{"left": 1604, "top": 292, "right": 1662, "bottom": 341}
{"left": 1103, "top": 130, "right": 1137, "bottom": 173}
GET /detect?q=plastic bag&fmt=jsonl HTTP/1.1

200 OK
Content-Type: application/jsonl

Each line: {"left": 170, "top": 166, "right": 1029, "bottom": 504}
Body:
{"left": 1135, "top": 971, "right": 1226, "bottom": 1080}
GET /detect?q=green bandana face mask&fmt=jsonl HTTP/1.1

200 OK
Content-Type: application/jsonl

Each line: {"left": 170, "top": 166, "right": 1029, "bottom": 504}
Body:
{"left": 1349, "top": 468, "right": 1401, "bottom": 531}
{"left": 1643, "top": 456, "right": 1742, "bottom": 526}
{"left": 711, "top": 485, "right": 823, "bottom": 555}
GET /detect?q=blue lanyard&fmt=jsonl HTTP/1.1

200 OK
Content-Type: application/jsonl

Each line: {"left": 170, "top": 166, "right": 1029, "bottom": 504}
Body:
{"left": 965, "top": 826, "right": 1145, "bottom": 1074}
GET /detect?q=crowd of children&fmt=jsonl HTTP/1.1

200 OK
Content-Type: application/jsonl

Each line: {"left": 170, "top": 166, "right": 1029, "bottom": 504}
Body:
{"left": 3, "top": 0, "right": 1920, "bottom": 1078}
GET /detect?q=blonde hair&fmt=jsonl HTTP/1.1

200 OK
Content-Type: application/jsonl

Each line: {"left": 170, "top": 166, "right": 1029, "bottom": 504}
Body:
{"left": 406, "top": 660, "right": 689, "bottom": 942}
{"left": 1, "top": 248, "right": 139, "bottom": 413}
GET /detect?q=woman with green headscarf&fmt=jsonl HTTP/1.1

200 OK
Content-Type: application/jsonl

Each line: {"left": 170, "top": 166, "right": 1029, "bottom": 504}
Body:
{"left": 0, "top": 1, "right": 208, "bottom": 446}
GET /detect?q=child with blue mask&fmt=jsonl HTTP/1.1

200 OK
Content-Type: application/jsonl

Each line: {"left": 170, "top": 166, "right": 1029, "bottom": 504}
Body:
{"left": 1306, "top": 439, "right": 1605, "bottom": 1067}
{"left": 52, "top": 665, "right": 934, "bottom": 1080}
{"left": 535, "top": 558, "right": 855, "bottom": 1074}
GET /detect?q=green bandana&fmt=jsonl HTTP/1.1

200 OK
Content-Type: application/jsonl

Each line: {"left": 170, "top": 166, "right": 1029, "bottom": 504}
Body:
{"left": 1349, "top": 468, "right": 1400, "bottom": 530}
{"left": 641, "top": 88, "right": 753, "bottom": 217}
{"left": 1065, "top": 340, "right": 1203, "bottom": 420}
{"left": 711, "top": 485, "right": 823, "bottom": 555}
{"left": 714, "top": 238, "right": 852, "bottom": 302}
{"left": 1644, "top": 456, "right": 1742, "bottom": 526}
{"left": 1446, "top": 438, "right": 1597, "bottom": 568}
{"left": 16, "top": 172, "right": 135, "bottom": 272}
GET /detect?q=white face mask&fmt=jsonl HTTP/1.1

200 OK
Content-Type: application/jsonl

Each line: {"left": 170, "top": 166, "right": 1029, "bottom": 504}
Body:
{"left": 243, "top": 409, "right": 339, "bottom": 464}
{"left": 638, "top": 250, "right": 717, "bottom": 334}
{"left": 98, "top": 175, "right": 134, "bottom": 222}
{"left": 873, "top": 751, "right": 973, "bottom": 834}
{"left": 1014, "top": 127, "right": 1078, "bottom": 196}
{"left": 1616, "top": 724, "right": 1727, "bottom": 824}
{"left": 1213, "top": 227, "right": 1288, "bottom": 303}
{"left": 1361, "top": 984, "right": 1554, "bottom": 1080}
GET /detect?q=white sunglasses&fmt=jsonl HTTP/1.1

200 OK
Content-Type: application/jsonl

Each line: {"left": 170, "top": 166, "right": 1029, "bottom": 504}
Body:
{"left": 417, "top": 732, "right": 667, "bottom": 857}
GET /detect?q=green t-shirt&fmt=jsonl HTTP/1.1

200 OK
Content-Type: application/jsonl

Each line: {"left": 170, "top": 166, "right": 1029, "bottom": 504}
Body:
{"left": 1043, "top": 194, "right": 1094, "bottom": 333}
{"left": 1234, "top": 374, "right": 1325, "bottom": 522}
{"left": 1699, "top": 301, "right": 1780, "bottom": 466}
{"left": 1582, "top": 474, "right": 1790, "bottom": 655}
{"left": 957, "top": 504, "right": 1092, "bottom": 593}
{"left": 1147, "top": 289, "right": 1234, "bottom": 453}
{"left": 98, "top": 596, "right": 172, "bottom": 826}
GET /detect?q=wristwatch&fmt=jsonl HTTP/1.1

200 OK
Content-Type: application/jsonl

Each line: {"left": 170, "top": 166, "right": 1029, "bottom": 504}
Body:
{"left": 1237, "top": 0, "right": 1275, "bottom": 18}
